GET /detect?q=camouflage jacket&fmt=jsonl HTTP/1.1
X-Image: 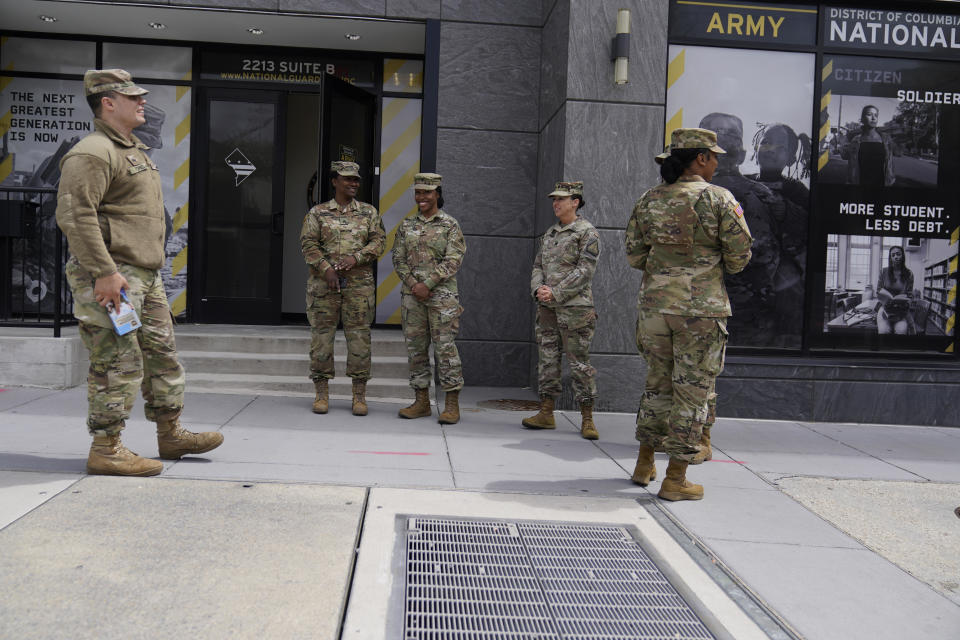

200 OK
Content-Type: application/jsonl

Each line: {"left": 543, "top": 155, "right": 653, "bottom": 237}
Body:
{"left": 392, "top": 210, "right": 466, "bottom": 297}
{"left": 625, "top": 175, "right": 753, "bottom": 317}
{"left": 300, "top": 198, "right": 385, "bottom": 277}
{"left": 55, "top": 119, "right": 164, "bottom": 278}
{"left": 531, "top": 217, "right": 600, "bottom": 307}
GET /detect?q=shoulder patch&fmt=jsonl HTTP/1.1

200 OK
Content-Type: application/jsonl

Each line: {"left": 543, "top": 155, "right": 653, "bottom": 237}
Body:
{"left": 733, "top": 201, "right": 744, "bottom": 218}
{"left": 584, "top": 239, "right": 600, "bottom": 258}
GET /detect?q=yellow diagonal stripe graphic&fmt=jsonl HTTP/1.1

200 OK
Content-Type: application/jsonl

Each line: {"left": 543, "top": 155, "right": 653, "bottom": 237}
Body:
{"left": 822, "top": 60, "right": 833, "bottom": 82}
{"left": 947, "top": 342, "right": 954, "bottom": 353}
{"left": 946, "top": 315, "right": 955, "bottom": 335}
{"left": 174, "top": 158, "right": 189, "bottom": 191}
{"left": 376, "top": 270, "right": 401, "bottom": 306}
{"left": 0, "top": 76, "right": 12, "bottom": 92}
{"left": 170, "top": 291, "right": 186, "bottom": 316}
{"left": 172, "top": 247, "right": 188, "bottom": 276}
{"left": 381, "top": 118, "right": 421, "bottom": 172}
{"left": 947, "top": 284, "right": 956, "bottom": 306}
{"left": 384, "top": 59, "right": 406, "bottom": 80}
{"left": 172, "top": 203, "right": 188, "bottom": 232}
{"left": 819, "top": 121, "right": 830, "bottom": 142}
{"left": 382, "top": 98, "right": 408, "bottom": 129}
{"left": 0, "top": 110, "right": 11, "bottom": 137}
{"left": 665, "top": 109, "right": 683, "bottom": 147}
{"left": 379, "top": 165, "right": 420, "bottom": 218}
{"left": 382, "top": 204, "right": 419, "bottom": 255}
{"left": 950, "top": 256, "right": 958, "bottom": 274}
{"left": 821, "top": 91, "right": 831, "bottom": 111}
{"left": 176, "top": 85, "right": 190, "bottom": 102}
{"left": 667, "top": 49, "right": 685, "bottom": 90}
{"left": 0, "top": 153, "right": 13, "bottom": 184}
{"left": 952, "top": 226, "right": 958, "bottom": 245}
{"left": 175, "top": 114, "right": 190, "bottom": 146}
{"left": 818, "top": 151, "right": 830, "bottom": 172}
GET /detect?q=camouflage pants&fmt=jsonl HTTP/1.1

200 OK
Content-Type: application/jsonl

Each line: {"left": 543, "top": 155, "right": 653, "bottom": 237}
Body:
{"left": 65, "top": 258, "right": 185, "bottom": 436}
{"left": 535, "top": 305, "right": 597, "bottom": 403}
{"left": 305, "top": 270, "right": 375, "bottom": 381}
{"left": 635, "top": 309, "right": 727, "bottom": 462}
{"left": 400, "top": 293, "right": 463, "bottom": 391}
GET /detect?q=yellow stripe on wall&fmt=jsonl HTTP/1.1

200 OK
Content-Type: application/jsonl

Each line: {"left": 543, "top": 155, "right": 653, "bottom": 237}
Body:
{"left": 0, "top": 76, "right": 12, "bottom": 92}
{"left": 822, "top": 59, "right": 833, "bottom": 82}
{"left": 172, "top": 203, "right": 188, "bottom": 232}
{"left": 0, "top": 110, "right": 10, "bottom": 137}
{"left": 376, "top": 270, "right": 402, "bottom": 306}
{"left": 172, "top": 247, "right": 187, "bottom": 276}
{"left": 381, "top": 99, "right": 408, "bottom": 129}
{"left": 820, "top": 91, "right": 831, "bottom": 111}
{"left": 947, "top": 284, "right": 956, "bottom": 306}
{"left": 665, "top": 109, "right": 683, "bottom": 147}
{"left": 819, "top": 121, "right": 830, "bottom": 142}
{"left": 952, "top": 226, "right": 959, "bottom": 245}
{"left": 174, "top": 158, "right": 189, "bottom": 190}
{"left": 176, "top": 85, "right": 190, "bottom": 102}
{"left": 384, "top": 59, "right": 406, "bottom": 80}
{"left": 380, "top": 118, "right": 421, "bottom": 172}
{"left": 380, "top": 166, "right": 421, "bottom": 221}
{"left": 818, "top": 151, "right": 830, "bottom": 171}
{"left": 950, "top": 256, "right": 958, "bottom": 274}
{"left": 946, "top": 315, "right": 955, "bottom": 335}
{"left": 175, "top": 114, "right": 190, "bottom": 146}
{"left": 170, "top": 291, "right": 186, "bottom": 316}
{"left": 667, "top": 49, "right": 685, "bottom": 90}
{"left": 0, "top": 153, "right": 12, "bottom": 184}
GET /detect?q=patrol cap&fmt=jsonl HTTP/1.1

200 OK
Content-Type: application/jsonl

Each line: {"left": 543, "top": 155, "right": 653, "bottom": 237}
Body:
{"left": 654, "top": 143, "right": 671, "bottom": 165}
{"left": 548, "top": 181, "right": 583, "bottom": 197}
{"left": 84, "top": 69, "right": 148, "bottom": 97}
{"left": 413, "top": 173, "right": 442, "bottom": 190}
{"left": 331, "top": 161, "right": 360, "bottom": 177}
{"left": 669, "top": 128, "right": 726, "bottom": 155}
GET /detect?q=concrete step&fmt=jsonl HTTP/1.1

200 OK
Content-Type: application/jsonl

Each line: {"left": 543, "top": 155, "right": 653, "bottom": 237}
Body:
{"left": 185, "top": 372, "right": 416, "bottom": 404}
{"left": 180, "top": 351, "right": 410, "bottom": 378}
{"left": 175, "top": 325, "right": 408, "bottom": 357}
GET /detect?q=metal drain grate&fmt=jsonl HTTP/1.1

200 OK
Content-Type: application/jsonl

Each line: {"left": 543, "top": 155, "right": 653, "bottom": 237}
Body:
{"left": 403, "top": 518, "right": 715, "bottom": 640}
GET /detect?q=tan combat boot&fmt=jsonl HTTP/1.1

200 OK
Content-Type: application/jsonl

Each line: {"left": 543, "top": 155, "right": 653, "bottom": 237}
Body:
{"left": 521, "top": 396, "right": 555, "bottom": 429}
{"left": 631, "top": 445, "right": 657, "bottom": 486}
{"left": 691, "top": 425, "right": 713, "bottom": 464}
{"left": 352, "top": 379, "right": 368, "bottom": 416}
{"left": 658, "top": 458, "right": 704, "bottom": 501}
{"left": 438, "top": 390, "right": 460, "bottom": 425}
{"left": 398, "top": 388, "right": 432, "bottom": 419}
{"left": 312, "top": 379, "right": 329, "bottom": 414}
{"left": 87, "top": 433, "right": 163, "bottom": 477}
{"left": 157, "top": 415, "right": 224, "bottom": 460}
{"left": 580, "top": 401, "right": 599, "bottom": 440}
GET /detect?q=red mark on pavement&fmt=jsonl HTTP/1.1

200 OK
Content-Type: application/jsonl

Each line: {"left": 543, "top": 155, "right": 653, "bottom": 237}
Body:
{"left": 348, "top": 450, "right": 431, "bottom": 456}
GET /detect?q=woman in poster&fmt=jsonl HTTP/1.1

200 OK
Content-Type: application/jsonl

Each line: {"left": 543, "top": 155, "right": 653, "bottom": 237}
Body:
{"left": 876, "top": 245, "right": 915, "bottom": 335}
{"left": 841, "top": 105, "right": 896, "bottom": 187}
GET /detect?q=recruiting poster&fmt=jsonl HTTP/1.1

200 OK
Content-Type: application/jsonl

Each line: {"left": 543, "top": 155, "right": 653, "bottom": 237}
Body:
{"left": 666, "top": 44, "right": 815, "bottom": 348}
{"left": 0, "top": 77, "right": 190, "bottom": 316}
{"left": 816, "top": 55, "right": 959, "bottom": 350}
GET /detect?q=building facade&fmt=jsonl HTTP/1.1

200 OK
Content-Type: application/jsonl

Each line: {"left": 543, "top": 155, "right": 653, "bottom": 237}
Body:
{"left": 2, "top": 0, "right": 958, "bottom": 425}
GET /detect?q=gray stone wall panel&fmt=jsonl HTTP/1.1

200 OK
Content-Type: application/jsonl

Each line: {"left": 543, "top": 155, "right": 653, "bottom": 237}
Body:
{"left": 567, "top": 0, "right": 668, "bottom": 104}
{"left": 441, "top": 0, "right": 542, "bottom": 26}
{"left": 438, "top": 22, "right": 541, "bottom": 132}
{"left": 564, "top": 101, "right": 663, "bottom": 229}
{"left": 538, "top": 0, "right": 569, "bottom": 130}
{"left": 437, "top": 129, "right": 538, "bottom": 237}
{"left": 591, "top": 229, "right": 641, "bottom": 354}
{"left": 387, "top": 0, "right": 440, "bottom": 19}
{"left": 458, "top": 341, "right": 532, "bottom": 386}
{"left": 457, "top": 236, "right": 535, "bottom": 342}
{"left": 536, "top": 106, "right": 566, "bottom": 234}
{"left": 279, "top": 0, "right": 385, "bottom": 14}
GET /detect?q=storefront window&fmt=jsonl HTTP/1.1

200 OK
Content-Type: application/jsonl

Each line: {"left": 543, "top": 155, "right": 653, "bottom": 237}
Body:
{"left": 103, "top": 43, "right": 192, "bottom": 81}
{"left": 382, "top": 59, "right": 423, "bottom": 94}
{"left": 0, "top": 38, "right": 94, "bottom": 74}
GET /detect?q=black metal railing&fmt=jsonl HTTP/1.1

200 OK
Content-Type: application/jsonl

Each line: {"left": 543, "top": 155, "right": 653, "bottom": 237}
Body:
{"left": 0, "top": 186, "right": 75, "bottom": 337}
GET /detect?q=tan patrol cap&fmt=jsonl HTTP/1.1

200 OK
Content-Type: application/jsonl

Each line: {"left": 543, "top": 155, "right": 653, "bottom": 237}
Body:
{"left": 331, "top": 161, "right": 360, "bottom": 177}
{"left": 413, "top": 173, "right": 442, "bottom": 190}
{"left": 669, "top": 128, "right": 726, "bottom": 154}
{"left": 548, "top": 181, "right": 583, "bottom": 197}
{"left": 84, "top": 69, "right": 148, "bottom": 97}
{"left": 654, "top": 143, "right": 671, "bottom": 165}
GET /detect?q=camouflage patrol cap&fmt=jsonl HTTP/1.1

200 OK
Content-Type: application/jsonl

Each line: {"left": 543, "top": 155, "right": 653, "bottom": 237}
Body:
{"left": 413, "top": 173, "right": 442, "bottom": 190}
{"left": 548, "top": 181, "right": 584, "bottom": 197}
{"left": 670, "top": 128, "right": 726, "bottom": 154}
{"left": 654, "top": 143, "right": 671, "bottom": 165}
{"left": 84, "top": 69, "right": 148, "bottom": 97}
{"left": 331, "top": 161, "right": 361, "bottom": 177}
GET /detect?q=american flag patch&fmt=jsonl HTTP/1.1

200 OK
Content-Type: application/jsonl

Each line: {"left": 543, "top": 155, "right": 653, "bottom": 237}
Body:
{"left": 734, "top": 203, "right": 744, "bottom": 218}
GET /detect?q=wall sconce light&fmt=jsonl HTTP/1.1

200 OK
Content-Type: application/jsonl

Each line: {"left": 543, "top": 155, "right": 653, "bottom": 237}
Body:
{"left": 611, "top": 9, "right": 631, "bottom": 85}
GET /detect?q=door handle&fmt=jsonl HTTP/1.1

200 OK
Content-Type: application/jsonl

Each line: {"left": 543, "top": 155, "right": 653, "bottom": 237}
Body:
{"left": 272, "top": 211, "right": 283, "bottom": 235}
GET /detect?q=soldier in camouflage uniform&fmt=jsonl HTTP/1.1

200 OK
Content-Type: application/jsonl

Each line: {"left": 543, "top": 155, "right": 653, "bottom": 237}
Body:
{"left": 301, "top": 161, "right": 386, "bottom": 416}
{"left": 393, "top": 173, "right": 466, "bottom": 424}
{"left": 56, "top": 69, "right": 223, "bottom": 477}
{"left": 625, "top": 128, "right": 753, "bottom": 501}
{"left": 522, "top": 181, "right": 602, "bottom": 440}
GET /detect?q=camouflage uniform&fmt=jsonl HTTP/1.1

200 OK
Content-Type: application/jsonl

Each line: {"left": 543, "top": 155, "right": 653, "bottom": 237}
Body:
{"left": 531, "top": 198, "right": 601, "bottom": 404}
{"left": 393, "top": 196, "right": 466, "bottom": 392}
{"left": 626, "top": 134, "right": 753, "bottom": 461}
{"left": 56, "top": 107, "right": 184, "bottom": 436}
{"left": 301, "top": 194, "right": 385, "bottom": 382}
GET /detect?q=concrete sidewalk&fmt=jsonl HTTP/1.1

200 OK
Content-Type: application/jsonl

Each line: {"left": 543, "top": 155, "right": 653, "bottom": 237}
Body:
{"left": 1, "top": 384, "right": 958, "bottom": 639}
